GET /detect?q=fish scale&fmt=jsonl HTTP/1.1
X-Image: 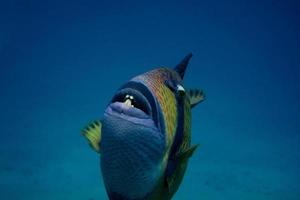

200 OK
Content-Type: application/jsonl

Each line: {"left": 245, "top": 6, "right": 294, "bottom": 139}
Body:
{"left": 101, "top": 114, "right": 165, "bottom": 199}
{"left": 133, "top": 68, "right": 178, "bottom": 150}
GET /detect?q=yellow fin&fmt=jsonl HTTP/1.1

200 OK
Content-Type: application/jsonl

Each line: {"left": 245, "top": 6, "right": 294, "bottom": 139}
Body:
{"left": 81, "top": 120, "right": 102, "bottom": 153}
{"left": 166, "top": 144, "right": 199, "bottom": 194}
{"left": 188, "top": 89, "right": 205, "bottom": 108}
{"left": 177, "top": 144, "right": 199, "bottom": 161}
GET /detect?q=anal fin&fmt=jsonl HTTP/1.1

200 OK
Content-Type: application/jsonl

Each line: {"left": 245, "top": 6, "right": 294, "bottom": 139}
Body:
{"left": 165, "top": 144, "right": 199, "bottom": 194}
{"left": 177, "top": 144, "right": 199, "bottom": 161}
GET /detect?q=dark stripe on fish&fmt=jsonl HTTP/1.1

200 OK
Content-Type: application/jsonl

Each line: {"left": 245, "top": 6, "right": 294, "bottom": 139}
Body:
{"left": 119, "top": 81, "right": 164, "bottom": 133}
{"left": 165, "top": 90, "right": 185, "bottom": 177}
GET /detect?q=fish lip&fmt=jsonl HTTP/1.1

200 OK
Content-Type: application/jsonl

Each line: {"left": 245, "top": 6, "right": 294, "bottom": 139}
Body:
{"left": 108, "top": 102, "right": 150, "bottom": 119}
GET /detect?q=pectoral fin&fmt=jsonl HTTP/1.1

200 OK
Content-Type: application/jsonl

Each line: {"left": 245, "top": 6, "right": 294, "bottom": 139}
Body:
{"left": 188, "top": 89, "right": 205, "bottom": 108}
{"left": 81, "top": 120, "right": 102, "bottom": 153}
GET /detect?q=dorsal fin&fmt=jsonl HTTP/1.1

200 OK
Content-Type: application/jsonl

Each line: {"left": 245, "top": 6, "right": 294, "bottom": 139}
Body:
{"left": 174, "top": 53, "right": 193, "bottom": 79}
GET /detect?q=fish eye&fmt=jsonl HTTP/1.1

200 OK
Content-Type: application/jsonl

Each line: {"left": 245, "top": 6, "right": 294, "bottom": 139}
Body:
{"left": 177, "top": 84, "right": 186, "bottom": 97}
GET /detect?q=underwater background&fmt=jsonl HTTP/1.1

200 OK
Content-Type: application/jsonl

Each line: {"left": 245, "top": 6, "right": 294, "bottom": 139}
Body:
{"left": 1, "top": 0, "right": 299, "bottom": 199}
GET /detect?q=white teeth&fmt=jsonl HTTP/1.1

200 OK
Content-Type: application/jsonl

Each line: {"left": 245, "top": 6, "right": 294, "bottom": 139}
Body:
{"left": 124, "top": 95, "right": 134, "bottom": 107}
{"left": 124, "top": 99, "right": 132, "bottom": 107}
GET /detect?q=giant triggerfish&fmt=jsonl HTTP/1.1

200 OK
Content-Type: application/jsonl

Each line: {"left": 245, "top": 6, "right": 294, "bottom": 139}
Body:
{"left": 82, "top": 54, "right": 205, "bottom": 200}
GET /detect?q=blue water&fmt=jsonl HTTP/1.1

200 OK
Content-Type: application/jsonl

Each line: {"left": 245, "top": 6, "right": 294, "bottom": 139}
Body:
{"left": 1, "top": 0, "right": 300, "bottom": 199}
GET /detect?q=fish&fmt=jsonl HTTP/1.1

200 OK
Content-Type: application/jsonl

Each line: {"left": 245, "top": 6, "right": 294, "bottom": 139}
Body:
{"left": 81, "top": 53, "right": 205, "bottom": 200}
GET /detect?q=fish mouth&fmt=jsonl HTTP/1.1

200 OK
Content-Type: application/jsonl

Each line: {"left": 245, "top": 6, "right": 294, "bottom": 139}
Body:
{"left": 105, "top": 81, "right": 162, "bottom": 131}
{"left": 105, "top": 87, "right": 153, "bottom": 121}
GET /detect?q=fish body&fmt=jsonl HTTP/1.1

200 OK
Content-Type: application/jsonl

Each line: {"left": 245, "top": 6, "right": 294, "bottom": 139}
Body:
{"left": 82, "top": 54, "right": 205, "bottom": 200}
